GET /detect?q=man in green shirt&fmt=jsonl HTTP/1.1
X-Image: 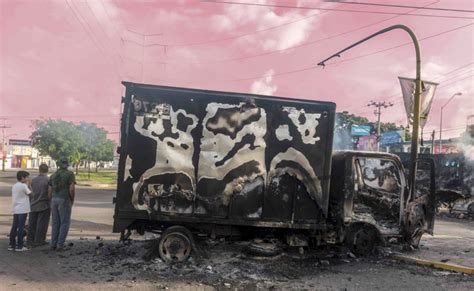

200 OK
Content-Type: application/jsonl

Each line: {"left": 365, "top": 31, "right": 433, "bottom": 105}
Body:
{"left": 48, "top": 157, "right": 76, "bottom": 251}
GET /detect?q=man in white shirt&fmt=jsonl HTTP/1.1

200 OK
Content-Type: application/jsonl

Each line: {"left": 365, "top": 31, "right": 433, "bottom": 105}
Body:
{"left": 9, "top": 171, "right": 32, "bottom": 252}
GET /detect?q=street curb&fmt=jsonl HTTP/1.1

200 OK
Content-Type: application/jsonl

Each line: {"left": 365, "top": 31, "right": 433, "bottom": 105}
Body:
{"left": 393, "top": 255, "right": 474, "bottom": 275}
{"left": 76, "top": 183, "right": 116, "bottom": 189}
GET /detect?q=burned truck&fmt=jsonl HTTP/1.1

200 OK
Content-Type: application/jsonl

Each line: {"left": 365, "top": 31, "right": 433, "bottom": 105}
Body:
{"left": 113, "top": 82, "right": 435, "bottom": 262}
{"left": 396, "top": 152, "right": 473, "bottom": 214}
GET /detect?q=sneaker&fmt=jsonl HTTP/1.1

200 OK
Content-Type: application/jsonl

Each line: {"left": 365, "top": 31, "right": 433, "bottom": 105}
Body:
{"left": 7, "top": 246, "right": 15, "bottom": 251}
{"left": 50, "top": 245, "right": 57, "bottom": 251}
{"left": 15, "top": 247, "right": 30, "bottom": 252}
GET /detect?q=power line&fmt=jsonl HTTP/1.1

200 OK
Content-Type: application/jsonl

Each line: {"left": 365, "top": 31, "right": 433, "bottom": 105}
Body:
{"left": 437, "top": 73, "right": 474, "bottom": 88}
{"left": 327, "top": 23, "right": 473, "bottom": 66}
{"left": 226, "top": 22, "right": 473, "bottom": 82}
{"left": 191, "top": 15, "right": 411, "bottom": 63}
{"left": 203, "top": 1, "right": 474, "bottom": 20}
{"left": 64, "top": 0, "right": 125, "bottom": 81}
{"left": 84, "top": 0, "right": 124, "bottom": 63}
{"left": 340, "top": 62, "right": 474, "bottom": 113}
{"left": 382, "top": 62, "right": 474, "bottom": 102}
{"left": 149, "top": 9, "right": 330, "bottom": 47}
{"left": 161, "top": 0, "right": 438, "bottom": 64}
{"left": 325, "top": 1, "right": 474, "bottom": 13}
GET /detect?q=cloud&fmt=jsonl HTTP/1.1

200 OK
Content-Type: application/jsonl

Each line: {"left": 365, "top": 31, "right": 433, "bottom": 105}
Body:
{"left": 250, "top": 69, "right": 277, "bottom": 95}
{"left": 85, "top": 0, "right": 124, "bottom": 39}
{"left": 110, "top": 106, "right": 121, "bottom": 115}
{"left": 65, "top": 97, "right": 81, "bottom": 108}
{"left": 211, "top": 0, "right": 320, "bottom": 52}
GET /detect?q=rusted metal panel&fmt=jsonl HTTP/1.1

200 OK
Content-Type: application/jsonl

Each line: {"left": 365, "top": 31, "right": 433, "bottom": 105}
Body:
{"left": 113, "top": 82, "right": 335, "bottom": 232}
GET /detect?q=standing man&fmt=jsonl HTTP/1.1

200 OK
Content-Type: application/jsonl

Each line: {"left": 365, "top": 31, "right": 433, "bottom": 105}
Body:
{"left": 28, "top": 164, "right": 50, "bottom": 247}
{"left": 49, "top": 157, "right": 76, "bottom": 251}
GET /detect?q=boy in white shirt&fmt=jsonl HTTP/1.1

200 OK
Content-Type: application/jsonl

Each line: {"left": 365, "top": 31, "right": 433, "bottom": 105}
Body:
{"left": 9, "top": 171, "right": 32, "bottom": 251}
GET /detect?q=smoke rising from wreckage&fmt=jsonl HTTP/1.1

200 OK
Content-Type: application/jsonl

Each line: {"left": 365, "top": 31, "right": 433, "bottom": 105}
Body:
{"left": 113, "top": 82, "right": 436, "bottom": 262}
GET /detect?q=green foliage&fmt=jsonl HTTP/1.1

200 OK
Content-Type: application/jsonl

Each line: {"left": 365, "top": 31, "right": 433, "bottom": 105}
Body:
{"left": 334, "top": 111, "right": 408, "bottom": 149}
{"left": 31, "top": 120, "right": 115, "bottom": 165}
{"left": 76, "top": 170, "right": 117, "bottom": 184}
{"left": 77, "top": 122, "right": 115, "bottom": 162}
{"left": 31, "top": 120, "right": 84, "bottom": 161}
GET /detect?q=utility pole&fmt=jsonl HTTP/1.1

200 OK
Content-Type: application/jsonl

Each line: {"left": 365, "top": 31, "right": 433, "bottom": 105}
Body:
{"left": 430, "top": 130, "right": 436, "bottom": 154}
{"left": 121, "top": 30, "right": 164, "bottom": 82}
{"left": 367, "top": 100, "right": 393, "bottom": 151}
{"left": 1, "top": 118, "right": 12, "bottom": 171}
{"left": 439, "top": 92, "right": 462, "bottom": 154}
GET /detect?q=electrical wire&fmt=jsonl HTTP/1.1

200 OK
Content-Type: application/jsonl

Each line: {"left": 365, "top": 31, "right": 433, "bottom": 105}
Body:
{"left": 341, "top": 64, "right": 474, "bottom": 114}
{"left": 325, "top": 1, "right": 474, "bottom": 13}
{"left": 64, "top": 0, "right": 125, "bottom": 81}
{"left": 203, "top": 0, "right": 474, "bottom": 20}
{"left": 225, "top": 22, "right": 473, "bottom": 82}
{"left": 150, "top": 0, "right": 439, "bottom": 64}
{"left": 327, "top": 23, "right": 474, "bottom": 66}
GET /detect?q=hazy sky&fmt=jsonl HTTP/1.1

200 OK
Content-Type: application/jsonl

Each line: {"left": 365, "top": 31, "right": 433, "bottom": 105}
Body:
{"left": 1, "top": 0, "right": 473, "bottom": 142}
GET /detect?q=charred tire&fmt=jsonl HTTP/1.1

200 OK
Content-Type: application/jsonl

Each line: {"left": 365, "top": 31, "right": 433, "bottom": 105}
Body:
{"left": 408, "top": 219, "right": 424, "bottom": 248}
{"left": 345, "top": 224, "right": 379, "bottom": 256}
{"left": 245, "top": 241, "right": 282, "bottom": 257}
{"left": 158, "top": 226, "right": 193, "bottom": 263}
{"left": 468, "top": 203, "right": 474, "bottom": 216}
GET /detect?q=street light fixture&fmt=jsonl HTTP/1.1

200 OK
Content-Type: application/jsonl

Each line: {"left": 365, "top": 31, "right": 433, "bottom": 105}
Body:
{"left": 438, "top": 92, "right": 462, "bottom": 154}
{"left": 318, "top": 24, "right": 422, "bottom": 202}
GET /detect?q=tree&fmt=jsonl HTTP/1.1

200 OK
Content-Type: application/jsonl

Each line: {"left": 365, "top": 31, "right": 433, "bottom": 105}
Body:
{"left": 31, "top": 120, "right": 85, "bottom": 165}
{"left": 77, "top": 122, "right": 115, "bottom": 171}
{"left": 31, "top": 119, "right": 115, "bottom": 174}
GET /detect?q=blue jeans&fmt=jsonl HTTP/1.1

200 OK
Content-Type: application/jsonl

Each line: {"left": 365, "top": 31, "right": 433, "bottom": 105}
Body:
{"left": 51, "top": 197, "right": 72, "bottom": 247}
{"left": 9, "top": 213, "right": 28, "bottom": 249}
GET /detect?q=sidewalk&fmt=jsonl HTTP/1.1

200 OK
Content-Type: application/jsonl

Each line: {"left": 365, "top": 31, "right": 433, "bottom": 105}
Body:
{"left": 396, "top": 216, "right": 474, "bottom": 273}
{"left": 0, "top": 169, "right": 116, "bottom": 189}
{"left": 76, "top": 181, "right": 116, "bottom": 189}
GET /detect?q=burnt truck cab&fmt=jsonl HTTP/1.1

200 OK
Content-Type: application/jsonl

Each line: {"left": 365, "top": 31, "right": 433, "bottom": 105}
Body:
{"left": 330, "top": 151, "right": 436, "bottom": 254}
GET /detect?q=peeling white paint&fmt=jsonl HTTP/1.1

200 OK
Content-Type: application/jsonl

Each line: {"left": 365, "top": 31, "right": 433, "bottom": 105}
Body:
{"left": 283, "top": 106, "right": 321, "bottom": 144}
{"left": 132, "top": 104, "right": 198, "bottom": 211}
{"left": 123, "top": 155, "right": 133, "bottom": 182}
{"left": 198, "top": 102, "right": 267, "bottom": 183}
{"left": 275, "top": 124, "right": 292, "bottom": 141}
{"left": 268, "top": 147, "right": 323, "bottom": 207}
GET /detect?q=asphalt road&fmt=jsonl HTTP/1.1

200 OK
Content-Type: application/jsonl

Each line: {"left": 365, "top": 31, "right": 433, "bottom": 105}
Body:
{"left": 0, "top": 171, "right": 473, "bottom": 290}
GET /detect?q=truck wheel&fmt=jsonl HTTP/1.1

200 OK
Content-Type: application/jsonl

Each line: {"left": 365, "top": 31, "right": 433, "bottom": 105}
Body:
{"left": 345, "top": 224, "right": 378, "bottom": 256}
{"left": 408, "top": 219, "right": 424, "bottom": 248}
{"left": 158, "top": 226, "right": 193, "bottom": 263}
{"left": 245, "top": 240, "right": 282, "bottom": 257}
{"left": 467, "top": 203, "right": 474, "bottom": 217}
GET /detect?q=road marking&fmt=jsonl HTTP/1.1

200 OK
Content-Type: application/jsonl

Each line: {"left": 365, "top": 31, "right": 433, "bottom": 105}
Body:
{"left": 393, "top": 255, "right": 474, "bottom": 275}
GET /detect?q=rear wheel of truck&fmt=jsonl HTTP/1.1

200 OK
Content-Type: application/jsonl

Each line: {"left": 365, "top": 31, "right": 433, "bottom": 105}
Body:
{"left": 158, "top": 226, "right": 193, "bottom": 263}
{"left": 345, "top": 224, "right": 379, "bottom": 256}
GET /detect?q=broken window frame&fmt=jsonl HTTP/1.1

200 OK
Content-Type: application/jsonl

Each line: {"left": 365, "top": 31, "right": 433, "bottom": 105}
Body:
{"left": 352, "top": 155, "right": 407, "bottom": 226}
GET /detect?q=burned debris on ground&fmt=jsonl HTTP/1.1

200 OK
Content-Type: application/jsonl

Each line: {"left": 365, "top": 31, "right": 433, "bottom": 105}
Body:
{"left": 38, "top": 236, "right": 472, "bottom": 288}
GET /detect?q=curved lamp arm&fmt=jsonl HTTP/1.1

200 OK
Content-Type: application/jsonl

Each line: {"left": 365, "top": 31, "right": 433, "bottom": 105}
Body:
{"left": 317, "top": 24, "right": 421, "bottom": 202}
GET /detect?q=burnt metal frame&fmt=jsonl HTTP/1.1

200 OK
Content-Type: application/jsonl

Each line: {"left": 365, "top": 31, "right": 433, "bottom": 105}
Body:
{"left": 349, "top": 152, "right": 408, "bottom": 229}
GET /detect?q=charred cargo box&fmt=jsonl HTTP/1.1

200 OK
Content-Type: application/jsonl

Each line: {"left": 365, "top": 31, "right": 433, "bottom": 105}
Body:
{"left": 113, "top": 82, "right": 336, "bottom": 234}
